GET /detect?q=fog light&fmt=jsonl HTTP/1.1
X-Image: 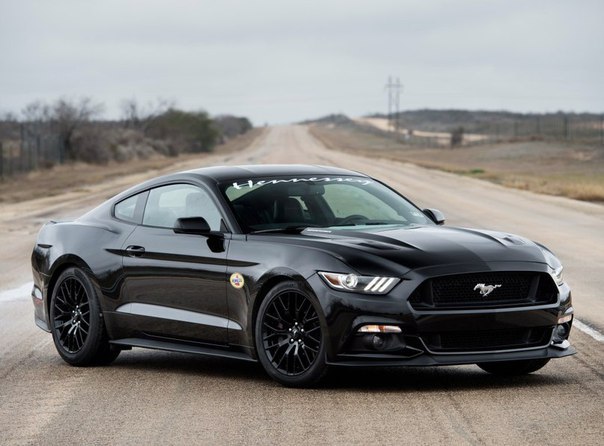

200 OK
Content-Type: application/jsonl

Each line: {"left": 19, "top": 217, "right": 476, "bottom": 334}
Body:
{"left": 555, "top": 324, "right": 569, "bottom": 340}
{"left": 372, "top": 335, "right": 385, "bottom": 350}
{"left": 358, "top": 325, "right": 402, "bottom": 333}
{"left": 552, "top": 323, "right": 571, "bottom": 344}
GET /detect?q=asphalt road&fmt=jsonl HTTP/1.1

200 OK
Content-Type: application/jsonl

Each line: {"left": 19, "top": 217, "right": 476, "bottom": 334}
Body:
{"left": 1, "top": 125, "right": 602, "bottom": 445}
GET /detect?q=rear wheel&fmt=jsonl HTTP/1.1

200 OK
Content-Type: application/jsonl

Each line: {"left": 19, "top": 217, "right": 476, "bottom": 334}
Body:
{"left": 50, "top": 267, "right": 120, "bottom": 366}
{"left": 255, "top": 281, "right": 328, "bottom": 387}
{"left": 477, "top": 358, "right": 550, "bottom": 375}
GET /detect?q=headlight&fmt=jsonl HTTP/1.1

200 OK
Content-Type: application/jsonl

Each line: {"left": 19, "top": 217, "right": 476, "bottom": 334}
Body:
{"left": 318, "top": 272, "right": 400, "bottom": 294}
{"left": 552, "top": 265, "right": 564, "bottom": 286}
{"left": 537, "top": 245, "right": 564, "bottom": 286}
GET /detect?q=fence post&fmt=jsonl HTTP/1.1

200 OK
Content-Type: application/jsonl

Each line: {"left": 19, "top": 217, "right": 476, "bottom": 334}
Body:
{"left": 0, "top": 141, "right": 3, "bottom": 181}
{"left": 35, "top": 134, "right": 40, "bottom": 170}
{"left": 536, "top": 116, "right": 541, "bottom": 136}
{"left": 563, "top": 115, "right": 569, "bottom": 140}
{"left": 19, "top": 123, "right": 25, "bottom": 174}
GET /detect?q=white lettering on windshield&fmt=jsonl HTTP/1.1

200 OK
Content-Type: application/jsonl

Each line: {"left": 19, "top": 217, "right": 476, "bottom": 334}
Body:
{"left": 231, "top": 177, "right": 373, "bottom": 189}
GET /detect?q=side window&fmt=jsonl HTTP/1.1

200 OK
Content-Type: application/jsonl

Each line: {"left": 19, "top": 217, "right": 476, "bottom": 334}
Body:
{"left": 114, "top": 193, "right": 144, "bottom": 224}
{"left": 142, "top": 184, "right": 223, "bottom": 230}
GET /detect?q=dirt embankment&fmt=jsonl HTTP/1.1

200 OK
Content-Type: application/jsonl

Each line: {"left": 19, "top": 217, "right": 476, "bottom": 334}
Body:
{"left": 0, "top": 128, "right": 264, "bottom": 204}
{"left": 310, "top": 124, "right": 604, "bottom": 203}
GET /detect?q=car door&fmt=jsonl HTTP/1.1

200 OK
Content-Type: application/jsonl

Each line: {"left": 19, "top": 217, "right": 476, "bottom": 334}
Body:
{"left": 120, "top": 183, "right": 231, "bottom": 344}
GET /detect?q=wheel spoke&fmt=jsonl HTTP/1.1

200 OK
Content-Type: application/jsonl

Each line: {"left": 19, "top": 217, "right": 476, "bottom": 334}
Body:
{"left": 300, "top": 345, "right": 313, "bottom": 366}
{"left": 75, "top": 328, "right": 84, "bottom": 349}
{"left": 54, "top": 319, "right": 72, "bottom": 329}
{"left": 302, "top": 344, "right": 318, "bottom": 354}
{"left": 263, "top": 332, "right": 283, "bottom": 341}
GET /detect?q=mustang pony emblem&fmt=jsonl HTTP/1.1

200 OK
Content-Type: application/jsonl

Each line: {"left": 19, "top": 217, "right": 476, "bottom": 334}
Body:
{"left": 473, "top": 283, "right": 502, "bottom": 297}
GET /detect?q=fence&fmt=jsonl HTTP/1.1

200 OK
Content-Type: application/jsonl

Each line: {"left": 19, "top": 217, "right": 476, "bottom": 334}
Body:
{"left": 0, "top": 122, "right": 64, "bottom": 180}
{"left": 379, "top": 114, "right": 604, "bottom": 148}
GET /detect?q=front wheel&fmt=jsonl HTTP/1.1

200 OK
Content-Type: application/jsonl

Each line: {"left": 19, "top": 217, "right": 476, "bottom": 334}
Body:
{"left": 255, "top": 281, "right": 328, "bottom": 387}
{"left": 49, "top": 267, "right": 120, "bottom": 366}
{"left": 477, "top": 358, "right": 550, "bottom": 376}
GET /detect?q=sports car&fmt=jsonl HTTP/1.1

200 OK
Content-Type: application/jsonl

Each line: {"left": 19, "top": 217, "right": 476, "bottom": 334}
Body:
{"left": 31, "top": 164, "right": 575, "bottom": 386}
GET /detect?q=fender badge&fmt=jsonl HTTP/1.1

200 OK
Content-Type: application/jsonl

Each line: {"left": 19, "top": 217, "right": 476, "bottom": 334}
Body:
{"left": 230, "top": 273, "right": 245, "bottom": 289}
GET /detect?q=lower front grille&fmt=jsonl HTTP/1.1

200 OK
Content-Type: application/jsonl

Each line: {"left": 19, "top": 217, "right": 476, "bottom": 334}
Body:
{"left": 422, "top": 327, "right": 553, "bottom": 353}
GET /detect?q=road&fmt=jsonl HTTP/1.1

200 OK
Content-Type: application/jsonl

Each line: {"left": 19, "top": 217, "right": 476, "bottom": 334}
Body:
{"left": 1, "top": 125, "right": 602, "bottom": 445}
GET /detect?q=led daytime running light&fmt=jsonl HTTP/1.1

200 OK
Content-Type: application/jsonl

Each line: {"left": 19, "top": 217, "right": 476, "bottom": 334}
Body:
{"left": 318, "top": 272, "right": 400, "bottom": 295}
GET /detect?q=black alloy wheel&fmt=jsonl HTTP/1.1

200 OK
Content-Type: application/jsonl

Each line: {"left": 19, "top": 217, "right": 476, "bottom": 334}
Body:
{"left": 50, "top": 267, "right": 120, "bottom": 366}
{"left": 256, "top": 281, "right": 327, "bottom": 387}
{"left": 53, "top": 276, "right": 91, "bottom": 353}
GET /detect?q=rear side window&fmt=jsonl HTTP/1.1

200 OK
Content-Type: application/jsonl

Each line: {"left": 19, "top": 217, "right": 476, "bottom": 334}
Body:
{"left": 114, "top": 193, "right": 145, "bottom": 224}
{"left": 142, "top": 184, "right": 223, "bottom": 230}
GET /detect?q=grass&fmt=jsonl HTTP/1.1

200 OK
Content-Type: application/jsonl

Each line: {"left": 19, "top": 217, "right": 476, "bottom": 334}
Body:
{"left": 309, "top": 124, "right": 604, "bottom": 203}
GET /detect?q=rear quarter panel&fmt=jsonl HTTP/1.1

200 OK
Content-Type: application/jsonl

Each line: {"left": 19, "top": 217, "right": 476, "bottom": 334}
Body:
{"left": 32, "top": 218, "right": 137, "bottom": 330}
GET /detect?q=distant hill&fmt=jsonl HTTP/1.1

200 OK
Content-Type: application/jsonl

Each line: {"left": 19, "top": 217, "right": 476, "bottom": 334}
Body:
{"left": 304, "top": 109, "right": 603, "bottom": 146}
{"left": 300, "top": 114, "right": 355, "bottom": 126}
{"left": 366, "top": 109, "right": 603, "bottom": 134}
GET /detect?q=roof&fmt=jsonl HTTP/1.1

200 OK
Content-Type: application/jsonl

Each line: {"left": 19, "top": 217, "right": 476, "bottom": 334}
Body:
{"left": 182, "top": 164, "right": 365, "bottom": 182}
{"left": 104, "top": 164, "right": 368, "bottom": 205}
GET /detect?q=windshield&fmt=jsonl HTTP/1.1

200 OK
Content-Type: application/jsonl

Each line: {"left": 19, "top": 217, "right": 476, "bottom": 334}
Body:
{"left": 221, "top": 176, "right": 432, "bottom": 233}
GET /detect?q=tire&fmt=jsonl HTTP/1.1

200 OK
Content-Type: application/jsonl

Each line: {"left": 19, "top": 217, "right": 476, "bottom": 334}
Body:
{"left": 477, "top": 358, "right": 550, "bottom": 376}
{"left": 254, "top": 281, "right": 328, "bottom": 387}
{"left": 49, "top": 267, "right": 120, "bottom": 366}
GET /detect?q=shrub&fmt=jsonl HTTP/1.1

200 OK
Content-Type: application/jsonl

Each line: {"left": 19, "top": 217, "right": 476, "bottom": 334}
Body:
{"left": 146, "top": 109, "right": 220, "bottom": 153}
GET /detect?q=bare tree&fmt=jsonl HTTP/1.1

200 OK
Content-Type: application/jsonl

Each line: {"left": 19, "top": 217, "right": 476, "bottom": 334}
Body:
{"left": 120, "top": 97, "right": 174, "bottom": 134}
{"left": 50, "top": 97, "right": 104, "bottom": 160}
{"left": 1, "top": 111, "right": 19, "bottom": 122}
{"left": 22, "top": 101, "right": 51, "bottom": 124}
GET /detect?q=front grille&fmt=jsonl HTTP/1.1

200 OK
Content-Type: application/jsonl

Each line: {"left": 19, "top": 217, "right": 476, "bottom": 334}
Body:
{"left": 409, "top": 272, "right": 558, "bottom": 310}
{"left": 422, "top": 327, "right": 552, "bottom": 352}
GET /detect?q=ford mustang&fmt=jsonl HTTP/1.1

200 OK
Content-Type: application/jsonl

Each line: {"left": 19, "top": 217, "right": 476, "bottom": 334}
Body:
{"left": 31, "top": 165, "right": 575, "bottom": 386}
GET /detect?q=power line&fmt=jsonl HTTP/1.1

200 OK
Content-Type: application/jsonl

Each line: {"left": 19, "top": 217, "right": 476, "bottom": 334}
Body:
{"left": 385, "top": 76, "right": 403, "bottom": 133}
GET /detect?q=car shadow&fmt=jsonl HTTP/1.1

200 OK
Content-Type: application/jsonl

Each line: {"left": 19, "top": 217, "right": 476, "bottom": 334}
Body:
{"left": 109, "top": 349, "right": 575, "bottom": 392}
{"left": 321, "top": 365, "right": 572, "bottom": 392}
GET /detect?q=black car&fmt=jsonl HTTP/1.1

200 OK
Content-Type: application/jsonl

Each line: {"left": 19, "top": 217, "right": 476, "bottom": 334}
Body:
{"left": 31, "top": 165, "right": 575, "bottom": 386}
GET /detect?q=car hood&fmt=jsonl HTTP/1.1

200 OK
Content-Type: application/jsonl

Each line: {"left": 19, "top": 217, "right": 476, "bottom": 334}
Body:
{"left": 290, "top": 225, "right": 550, "bottom": 274}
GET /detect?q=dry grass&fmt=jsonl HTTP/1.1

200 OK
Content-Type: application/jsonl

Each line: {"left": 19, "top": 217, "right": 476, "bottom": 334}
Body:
{"left": 0, "top": 128, "right": 264, "bottom": 204}
{"left": 310, "top": 124, "right": 604, "bottom": 203}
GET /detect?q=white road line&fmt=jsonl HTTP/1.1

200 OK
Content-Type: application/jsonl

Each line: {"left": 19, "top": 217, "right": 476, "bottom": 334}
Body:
{"left": 0, "top": 282, "right": 33, "bottom": 302}
{"left": 573, "top": 319, "right": 604, "bottom": 342}
{"left": 1, "top": 280, "right": 603, "bottom": 343}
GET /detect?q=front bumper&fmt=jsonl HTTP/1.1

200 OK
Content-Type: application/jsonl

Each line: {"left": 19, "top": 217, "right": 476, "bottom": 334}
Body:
{"left": 307, "top": 265, "right": 576, "bottom": 367}
{"left": 328, "top": 344, "right": 576, "bottom": 367}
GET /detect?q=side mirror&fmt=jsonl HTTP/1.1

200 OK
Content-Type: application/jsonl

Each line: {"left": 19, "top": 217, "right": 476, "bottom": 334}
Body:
{"left": 423, "top": 208, "right": 445, "bottom": 225}
{"left": 173, "top": 217, "right": 211, "bottom": 235}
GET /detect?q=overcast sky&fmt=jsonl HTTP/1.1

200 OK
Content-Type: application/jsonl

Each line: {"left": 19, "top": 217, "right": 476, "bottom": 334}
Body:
{"left": 1, "top": 0, "right": 602, "bottom": 124}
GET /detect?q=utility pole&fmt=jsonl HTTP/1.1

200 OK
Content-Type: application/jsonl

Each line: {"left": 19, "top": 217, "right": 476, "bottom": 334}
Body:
{"left": 385, "top": 77, "right": 403, "bottom": 134}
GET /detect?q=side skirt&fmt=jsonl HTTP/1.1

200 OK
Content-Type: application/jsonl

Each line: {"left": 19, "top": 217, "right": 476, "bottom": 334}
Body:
{"left": 110, "top": 337, "right": 258, "bottom": 362}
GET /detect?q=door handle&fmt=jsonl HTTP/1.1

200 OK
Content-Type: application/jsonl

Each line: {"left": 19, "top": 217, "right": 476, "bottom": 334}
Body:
{"left": 125, "top": 245, "right": 146, "bottom": 257}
